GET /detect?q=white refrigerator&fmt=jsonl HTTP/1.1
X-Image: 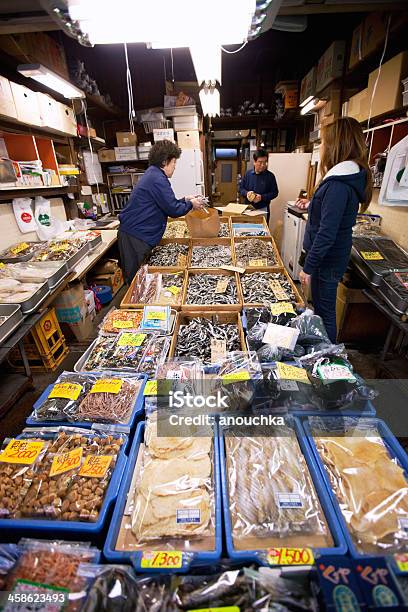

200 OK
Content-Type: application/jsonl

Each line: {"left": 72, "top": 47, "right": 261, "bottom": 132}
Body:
{"left": 170, "top": 149, "right": 205, "bottom": 199}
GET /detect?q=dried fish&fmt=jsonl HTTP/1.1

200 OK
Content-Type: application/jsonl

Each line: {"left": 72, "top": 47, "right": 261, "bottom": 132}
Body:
{"left": 218, "top": 222, "right": 230, "bottom": 237}
{"left": 234, "top": 239, "right": 278, "bottom": 267}
{"left": 175, "top": 317, "right": 240, "bottom": 363}
{"left": 186, "top": 274, "right": 237, "bottom": 305}
{"left": 191, "top": 245, "right": 232, "bottom": 268}
{"left": 147, "top": 243, "right": 189, "bottom": 267}
{"left": 241, "top": 272, "right": 296, "bottom": 304}
{"left": 76, "top": 376, "right": 142, "bottom": 424}
{"left": 163, "top": 221, "right": 189, "bottom": 239}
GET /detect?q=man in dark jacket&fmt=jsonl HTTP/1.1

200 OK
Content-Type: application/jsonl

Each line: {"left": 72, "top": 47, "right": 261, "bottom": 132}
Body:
{"left": 239, "top": 148, "right": 279, "bottom": 223}
{"left": 118, "top": 140, "right": 203, "bottom": 283}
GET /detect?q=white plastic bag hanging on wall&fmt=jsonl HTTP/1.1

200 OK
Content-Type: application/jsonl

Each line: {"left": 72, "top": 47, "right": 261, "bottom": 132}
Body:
{"left": 34, "top": 196, "right": 51, "bottom": 228}
{"left": 12, "top": 198, "right": 37, "bottom": 233}
{"left": 34, "top": 196, "right": 70, "bottom": 240}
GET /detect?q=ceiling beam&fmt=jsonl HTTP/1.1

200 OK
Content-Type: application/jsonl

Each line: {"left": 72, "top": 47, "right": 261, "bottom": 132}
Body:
{"left": 278, "top": 2, "right": 407, "bottom": 14}
{"left": 0, "top": 15, "right": 59, "bottom": 34}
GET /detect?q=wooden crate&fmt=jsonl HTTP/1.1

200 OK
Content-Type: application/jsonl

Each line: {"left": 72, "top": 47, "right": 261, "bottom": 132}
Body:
{"left": 239, "top": 266, "right": 305, "bottom": 308}
{"left": 230, "top": 215, "right": 270, "bottom": 236}
{"left": 182, "top": 268, "right": 243, "bottom": 312}
{"left": 190, "top": 237, "right": 233, "bottom": 269}
{"left": 146, "top": 238, "right": 191, "bottom": 269}
{"left": 169, "top": 310, "right": 247, "bottom": 360}
{"left": 232, "top": 236, "right": 284, "bottom": 269}
{"left": 121, "top": 268, "right": 187, "bottom": 310}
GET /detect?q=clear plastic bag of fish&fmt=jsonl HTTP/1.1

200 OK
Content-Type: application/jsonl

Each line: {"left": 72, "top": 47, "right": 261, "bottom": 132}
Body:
{"left": 77, "top": 564, "right": 142, "bottom": 612}
{"left": 253, "top": 362, "right": 321, "bottom": 413}
{"left": 309, "top": 416, "right": 408, "bottom": 554}
{"left": 289, "top": 309, "right": 330, "bottom": 346}
{"left": 138, "top": 335, "right": 171, "bottom": 377}
{"left": 107, "top": 332, "right": 153, "bottom": 370}
{"left": 224, "top": 424, "right": 332, "bottom": 547}
{"left": 307, "top": 354, "right": 378, "bottom": 410}
{"left": 32, "top": 371, "right": 97, "bottom": 422}
{"left": 213, "top": 351, "right": 263, "bottom": 413}
{"left": 129, "top": 265, "right": 160, "bottom": 305}
{"left": 245, "top": 307, "right": 305, "bottom": 363}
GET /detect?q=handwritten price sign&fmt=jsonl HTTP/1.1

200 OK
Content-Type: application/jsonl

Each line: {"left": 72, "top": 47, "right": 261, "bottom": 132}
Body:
{"left": 0, "top": 439, "right": 45, "bottom": 465}
{"left": 49, "top": 382, "right": 82, "bottom": 401}
{"left": 141, "top": 550, "right": 183, "bottom": 569}
{"left": 79, "top": 455, "right": 112, "bottom": 478}
{"left": 49, "top": 447, "right": 83, "bottom": 477}
{"left": 90, "top": 379, "right": 123, "bottom": 394}
{"left": 267, "top": 547, "right": 314, "bottom": 566}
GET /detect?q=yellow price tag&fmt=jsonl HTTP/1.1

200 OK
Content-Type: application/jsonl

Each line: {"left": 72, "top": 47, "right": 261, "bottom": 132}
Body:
{"left": 146, "top": 310, "right": 167, "bottom": 321}
{"left": 395, "top": 554, "right": 408, "bottom": 572}
{"left": 141, "top": 550, "right": 183, "bottom": 569}
{"left": 249, "top": 257, "right": 268, "bottom": 267}
{"left": 143, "top": 380, "right": 158, "bottom": 396}
{"left": 113, "top": 319, "right": 134, "bottom": 329}
{"left": 0, "top": 439, "right": 44, "bottom": 465}
{"left": 270, "top": 302, "right": 295, "bottom": 316}
{"left": 276, "top": 362, "right": 310, "bottom": 384}
{"left": 48, "top": 382, "right": 82, "bottom": 401}
{"left": 222, "top": 370, "right": 251, "bottom": 384}
{"left": 0, "top": 263, "right": 5, "bottom": 269}
{"left": 79, "top": 455, "right": 113, "bottom": 478}
{"left": 49, "top": 447, "right": 83, "bottom": 477}
{"left": 166, "top": 285, "right": 180, "bottom": 296}
{"left": 10, "top": 242, "right": 29, "bottom": 255}
{"left": 117, "top": 333, "right": 146, "bottom": 347}
{"left": 360, "top": 251, "right": 384, "bottom": 260}
{"left": 267, "top": 547, "right": 314, "bottom": 566}
{"left": 90, "top": 378, "right": 123, "bottom": 394}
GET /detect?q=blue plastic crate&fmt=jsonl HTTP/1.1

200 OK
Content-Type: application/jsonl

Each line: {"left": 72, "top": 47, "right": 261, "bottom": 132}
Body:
{"left": 104, "top": 420, "right": 223, "bottom": 572}
{"left": 219, "top": 415, "right": 348, "bottom": 565}
{"left": 255, "top": 361, "right": 376, "bottom": 417}
{"left": 301, "top": 416, "right": 408, "bottom": 574}
{"left": 0, "top": 429, "right": 128, "bottom": 537}
{"left": 25, "top": 373, "right": 147, "bottom": 433}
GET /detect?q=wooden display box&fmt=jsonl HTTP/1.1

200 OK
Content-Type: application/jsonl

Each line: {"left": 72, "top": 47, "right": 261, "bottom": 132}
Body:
{"left": 182, "top": 268, "right": 243, "bottom": 312}
{"left": 190, "top": 238, "right": 233, "bottom": 268}
{"left": 121, "top": 267, "right": 187, "bottom": 310}
{"left": 169, "top": 310, "right": 247, "bottom": 359}
{"left": 239, "top": 267, "right": 305, "bottom": 308}
{"left": 147, "top": 238, "right": 191, "bottom": 269}
{"left": 232, "top": 236, "right": 284, "bottom": 270}
{"left": 230, "top": 216, "right": 270, "bottom": 236}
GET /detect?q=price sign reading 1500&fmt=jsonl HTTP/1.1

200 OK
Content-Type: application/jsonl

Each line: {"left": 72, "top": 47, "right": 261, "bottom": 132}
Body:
{"left": 267, "top": 547, "right": 314, "bottom": 566}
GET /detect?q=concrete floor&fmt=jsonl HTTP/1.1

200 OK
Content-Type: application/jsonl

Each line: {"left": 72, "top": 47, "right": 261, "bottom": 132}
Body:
{"left": 0, "top": 285, "right": 127, "bottom": 443}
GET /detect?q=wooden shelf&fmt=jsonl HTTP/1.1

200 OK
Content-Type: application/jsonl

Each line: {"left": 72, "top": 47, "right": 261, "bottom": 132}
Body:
{"left": 74, "top": 93, "right": 122, "bottom": 118}
{"left": 0, "top": 115, "right": 73, "bottom": 144}
{"left": 0, "top": 185, "right": 79, "bottom": 202}
{"left": 74, "top": 135, "right": 107, "bottom": 149}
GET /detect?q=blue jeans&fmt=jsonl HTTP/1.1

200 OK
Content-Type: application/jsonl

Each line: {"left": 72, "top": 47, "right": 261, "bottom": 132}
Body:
{"left": 311, "top": 268, "right": 343, "bottom": 343}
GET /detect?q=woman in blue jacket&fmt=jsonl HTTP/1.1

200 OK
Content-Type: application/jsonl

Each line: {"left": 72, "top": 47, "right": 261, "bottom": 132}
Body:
{"left": 118, "top": 140, "right": 203, "bottom": 283}
{"left": 299, "top": 117, "right": 373, "bottom": 342}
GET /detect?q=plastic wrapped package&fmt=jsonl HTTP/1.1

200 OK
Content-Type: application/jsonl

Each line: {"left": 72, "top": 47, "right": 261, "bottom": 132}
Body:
{"left": 0, "top": 262, "right": 65, "bottom": 284}
{"left": 352, "top": 236, "right": 408, "bottom": 284}
{"left": 31, "top": 240, "right": 80, "bottom": 262}
{"left": 82, "top": 336, "right": 117, "bottom": 371}
{"left": 74, "top": 374, "right": 143, "bottom": 424}
{"left": 79, "top": 564, "right": 141, "bottom": 612}
{"left": 131, "top": 414, "right": 214, "bottom": 543}
{"left": 0, "top": 242, "right": 44, "bottom": 262}
{"left": 0, "top": 280, "right": 43, "bottom": 304}
{"left": 32, "top": 372, "right": 96, "bottom": 422}
{"left": 225, "top": 426, "right": 332, "bottom": 550}
{"left": 84, "top": 332, "right": 154, "bottom": 371}
{"left": 253, "top": 363, "right": 320, "bottom": 413}
{"left": 100, "top": 308, "right": 143, "bottom": 335}
{"left": 137, "top": 335, "right": 171, "bottom": 376}
{"left": 157, "top": 273, "right": 184, "bottom": 306}
{"left": 310, "top": 416, "right": 408, "bottom": 554}
{"left": 214, "top": 351, "right": 263, "bottom": 413}
{"left": 0, "top": 544, "right": 20, "bottom": 590}
{"left": 2, "top": 539, "right": 99, "bottom": 610}
{"left": 290, "top": 309, "right": 330, "bottom": 346}
{"left": 0, "top": 437, "right": 49, "bottom": 519}
{"left": 130, "top": 266, "right": 160, "bottom": 305}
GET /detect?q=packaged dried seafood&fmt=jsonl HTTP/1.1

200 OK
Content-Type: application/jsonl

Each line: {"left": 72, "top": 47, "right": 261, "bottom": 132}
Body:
{"left": 31, "top": 240, "right": 80, "bottom": 262}
{"left": 137, "top": 335, "right": 171, "bottom": 376}
{"left": 100, "top": 308, "right": 143, "bottom": 334}
{"left": 130, "top": 413, "right": 214, "bottom": 543}
{"left": 0, "top": 280, "right": 43, "bottom": 304}
{"left": 0, "top": 261, "right": 65, "bottom": 284}
{"left": 0, "top": 241, "right": 44, "bottom": 262}
{"left": 147, "top": 243, "right": 189, "bottom": 267}
{"left": 253, "top": 362, "right": 320, "bottom": 413}
{"left": 158, "top": 272, "right": 184, "bottom": 306}
{"left": 234, "top": 239, "right": 278, "bottom": 267}
{"left": 175, "top": 317, "right": 241, "bottom": 364}
{"left": 129, "top": 266, "right": 159, "bottom": 305}
{"left": 241, "top": 271, "right": 297, "bottom": 305}
{"left": 214, "top": 351, "right": 262, "bottom": 412}
{"left": 309, "top": 416, "right": 408, "bottom": 554}
{"left": 82, "top": 336, "right": 117, "bottom": 371}
{"left": 74, "top": 374, "right": 143, "bottom": 424}
{"left": 32, "top": 372, "right": 96, "bottom": 422}
{"left": 225, "top": 425, "right": 332, "bottom": 549}
{"left": 191, "top": 245, "right": 232, "bottom": 268}
{"left": 186, "top": 273, "right": 238, "bottom": 305}
{"left": 163, "top": 220, "right": 189, "bottom": 238}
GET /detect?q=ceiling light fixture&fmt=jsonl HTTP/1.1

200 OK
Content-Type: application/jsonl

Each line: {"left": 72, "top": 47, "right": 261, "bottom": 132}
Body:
{"left": 300, "top": 97, "right": 326, "bottom": 116}
{"left": 17, "top": 64, "right": 85, "bottom": 99}
{"left": 199, "top": 86, "right": 220, "bottom": 118}
{"left": 190, "top": 45, "right": 222, "bottom": 87}
{"left": 299, "top": 95, "right": 315, "bottom": 108}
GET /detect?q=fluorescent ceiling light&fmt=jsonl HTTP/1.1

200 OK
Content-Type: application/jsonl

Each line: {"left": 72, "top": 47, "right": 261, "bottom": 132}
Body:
{"left": 300, "top": 97, "right": 326, "bottom": 115}
{"left": 199, "top": 86, "right": 220, "bottom": 118}
{"left": 18, "top": 64, "right": 85, "bottom": 99}
{"left": 300, "top": 95, "right": 314, "bottom": 108}
{"left": 190, "top": 45, "right": 222, "bottom": 87}
{"left": 68, "top": 0, "right": 256, "bottom": 45}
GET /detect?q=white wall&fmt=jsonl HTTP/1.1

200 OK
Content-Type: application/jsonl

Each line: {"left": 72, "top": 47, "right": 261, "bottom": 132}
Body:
{"left": 0, "top": 197, "right": 68, "bottom": 250}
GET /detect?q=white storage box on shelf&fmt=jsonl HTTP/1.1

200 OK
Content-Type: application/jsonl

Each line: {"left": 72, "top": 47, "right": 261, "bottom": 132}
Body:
{"left": 114, "top": 146, "right": 138, "bottom": 161}
{"left": 59, "top": 102, "right": 77, "bottom": 136}
{"left": 173, "top": 115, "right": 200, "bottom": 131}
{"left": 177, "top": 130, "right": 200, "bottom": 149}
{"left": 0, "top": 76, "right": 18, "bottom": 120}
{"left": 10, "top": 81, "right": 42, "bottom": 126}
{"left": 37, "top": 92, "right": 62, "bottom": 132}
{"left": 163, "top": 105, "right": 197, "bottom": 117}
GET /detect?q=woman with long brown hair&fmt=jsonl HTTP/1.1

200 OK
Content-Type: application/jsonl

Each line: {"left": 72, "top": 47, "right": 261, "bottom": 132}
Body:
{"left": 299, "top": 117, "right": 373, "bottom": 342}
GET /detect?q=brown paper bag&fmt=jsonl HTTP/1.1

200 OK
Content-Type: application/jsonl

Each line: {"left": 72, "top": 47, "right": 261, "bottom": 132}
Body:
{"left": 185, "top": 208, "right": 220, "bottom": 238}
